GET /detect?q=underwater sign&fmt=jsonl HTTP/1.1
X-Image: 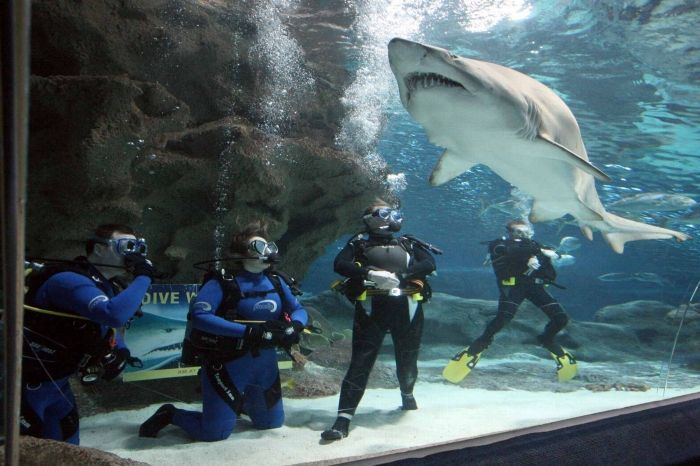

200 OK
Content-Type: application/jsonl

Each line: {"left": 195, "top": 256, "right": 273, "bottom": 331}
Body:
{"left": 122, "top": 284, "right": 292, "bottom": 382}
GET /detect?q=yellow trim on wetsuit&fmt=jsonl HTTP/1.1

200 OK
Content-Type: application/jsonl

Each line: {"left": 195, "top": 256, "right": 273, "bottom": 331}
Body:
{"left": 501, "top": 277, "right": 516, "bottom": 286}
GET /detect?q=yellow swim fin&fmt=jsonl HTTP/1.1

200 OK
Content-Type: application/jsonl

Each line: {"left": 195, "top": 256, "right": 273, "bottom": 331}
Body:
{"left": 442, "top": 349, "right": 481, "bottom": 384}
{"left": 552, "top": 351, "right": 577, "bottom": 382}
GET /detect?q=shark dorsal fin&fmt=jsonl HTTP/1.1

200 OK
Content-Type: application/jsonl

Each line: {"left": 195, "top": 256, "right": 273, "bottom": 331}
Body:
{"left": 429, "top": 149, "right": 476, "bottom": 186}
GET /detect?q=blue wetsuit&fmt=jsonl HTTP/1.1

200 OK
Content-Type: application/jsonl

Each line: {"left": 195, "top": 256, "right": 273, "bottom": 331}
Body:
{"left": 172, "top": 270, "right": 308, "bottom": 441}
{"left": 21, "top": 266, "right": 150, "bottom": 444}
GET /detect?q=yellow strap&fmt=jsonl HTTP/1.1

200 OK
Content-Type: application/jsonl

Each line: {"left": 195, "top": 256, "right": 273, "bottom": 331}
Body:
{"left": 122, "top": 366, "right": 200, "bottom": 382}
{"left": 23, "top": 304, "right": 91, "bottom": 321}
{"left": 330, "top": 279, "right": 343, "bottom": 290}
{"left": 122, "top": 360, "right": 294, "bottom": 382}
{"left": 357, "top": 290, "right": 367, "bottom": 301}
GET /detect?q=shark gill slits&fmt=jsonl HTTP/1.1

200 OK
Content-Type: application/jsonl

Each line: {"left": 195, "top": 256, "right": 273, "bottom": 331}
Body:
{"left": 405, "top": 73, "right": 462, "bottom": 92}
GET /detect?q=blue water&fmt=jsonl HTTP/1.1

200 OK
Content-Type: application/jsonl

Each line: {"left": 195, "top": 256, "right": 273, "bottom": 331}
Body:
{"left": 301, "top": 0, "right": 700, "bottom": 321}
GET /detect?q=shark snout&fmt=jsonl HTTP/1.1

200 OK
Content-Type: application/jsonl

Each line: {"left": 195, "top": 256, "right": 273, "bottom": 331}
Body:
{"left": 388, "top": 37, "right": 427, "bottom": 69}
{"left": 388, "top": 37, "right": 414, "bottom": 52}
{"left": 389, "top": 37, "right": 470, "bottom": 103}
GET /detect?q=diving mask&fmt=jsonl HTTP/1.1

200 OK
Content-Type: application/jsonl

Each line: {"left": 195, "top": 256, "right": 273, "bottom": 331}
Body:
{"left": 96, "top": 237, "right": 148, "bottom": 256}
{"left": 364, "top": 207, "right": 403, "bottom": 233}
{"left": 248, "top": 239, "right": 278, "bottom": 258}
{"left": 374, "top": 207, "right": 403, "bottom": 223}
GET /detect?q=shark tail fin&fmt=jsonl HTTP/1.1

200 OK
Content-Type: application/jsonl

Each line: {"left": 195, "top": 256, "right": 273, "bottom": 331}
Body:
{"left": 601, "top": 212, "right": 690, "bottom": 254}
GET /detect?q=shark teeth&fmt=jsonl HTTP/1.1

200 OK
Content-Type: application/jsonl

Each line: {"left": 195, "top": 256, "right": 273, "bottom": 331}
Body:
{"left": 405, "top": 72, "right": 463, "bottom": 92}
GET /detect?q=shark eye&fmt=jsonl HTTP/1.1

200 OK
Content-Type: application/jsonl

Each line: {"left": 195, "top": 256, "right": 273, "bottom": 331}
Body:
{"left": 450, "top": 53, "right": 459, "bottom": 59}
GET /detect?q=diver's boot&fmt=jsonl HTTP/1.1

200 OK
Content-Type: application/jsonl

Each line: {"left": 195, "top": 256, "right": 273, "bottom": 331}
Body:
{"left": 401, "top": 392, "right": 418, "bottom": 410}
{"left": 321, "top": 416, "right": 350, "bottom": 441}
{"left": 536, "top": 334, "right": 565, "bottom": 358}
{"left": 139, "top": 404, "right": 176, "bottom": 438}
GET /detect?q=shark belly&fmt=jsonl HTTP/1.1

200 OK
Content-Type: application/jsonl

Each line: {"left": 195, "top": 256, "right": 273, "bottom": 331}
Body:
{"left": 408, "top": 90, "right": 599, "bottom": 222}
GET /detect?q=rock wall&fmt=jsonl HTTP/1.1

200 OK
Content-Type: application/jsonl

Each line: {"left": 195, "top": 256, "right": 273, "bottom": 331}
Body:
{"left": 27, "top": 0, "right": 390, "bottom": 281}
{"left": 0, "top": 435, "right": 146, "bottom": 466}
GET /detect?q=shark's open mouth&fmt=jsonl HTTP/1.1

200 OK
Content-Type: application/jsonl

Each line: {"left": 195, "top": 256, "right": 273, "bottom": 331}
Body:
{"left": 405, "top": 72, "right": 463, "bottom": 92}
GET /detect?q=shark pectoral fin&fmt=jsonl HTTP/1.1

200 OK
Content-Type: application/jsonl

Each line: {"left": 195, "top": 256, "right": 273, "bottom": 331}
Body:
{"left": 537, "top": 134, "right": 612, "bottom": 183}
{"left": 429, "top": 149, "right": 476, "bottom": 186}
{"left": 580, "top": 225, "right": 593, "bottom": 241}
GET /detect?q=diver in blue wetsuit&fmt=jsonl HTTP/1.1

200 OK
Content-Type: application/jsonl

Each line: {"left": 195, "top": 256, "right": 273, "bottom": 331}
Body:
{"left": 321, "top": 202, "right": 438, "bottom": 441}
{"left": 139, "top": 221, "right": 308, "bottom": 441}
{"left": 21, "top": 224, "right": 155, "bottom": 444}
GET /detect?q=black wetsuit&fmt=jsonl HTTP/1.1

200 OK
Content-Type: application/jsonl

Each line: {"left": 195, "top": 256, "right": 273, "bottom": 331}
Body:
{"left": 334, "top": 232, "right": 436, "bottom": 416}
{"left": 468, "top": 237, "right": 569, "bottom": 357}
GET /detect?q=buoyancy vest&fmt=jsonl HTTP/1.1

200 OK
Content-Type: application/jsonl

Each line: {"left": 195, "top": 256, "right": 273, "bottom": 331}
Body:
{"left": 363, "top": 242, "right": 410, "bottom": 274}
{"left": 336, "top": 235, "right": 434, "bottom": 302}
{"left": 22, "top": 260, "right": 118, "bottom": 384}
{"left": 181, "top": 269, "right": 301, "bottom": 365}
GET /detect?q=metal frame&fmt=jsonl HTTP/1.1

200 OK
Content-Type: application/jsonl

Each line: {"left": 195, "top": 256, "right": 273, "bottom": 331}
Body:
{"left": 1, "top": 0, "right": 31, "bottom": 464}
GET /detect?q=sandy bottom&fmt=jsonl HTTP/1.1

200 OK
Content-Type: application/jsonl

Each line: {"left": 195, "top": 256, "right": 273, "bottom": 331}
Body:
{"left": 80, "top": 372, "right": 699, "bottom": 466}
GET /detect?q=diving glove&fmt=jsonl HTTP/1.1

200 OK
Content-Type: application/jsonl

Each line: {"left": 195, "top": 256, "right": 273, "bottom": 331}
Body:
{"left": 124, "top": 253, "right": 156, "bottom": 280}
{"left": 367, "top": 270, "right": 400, "bottom": 290}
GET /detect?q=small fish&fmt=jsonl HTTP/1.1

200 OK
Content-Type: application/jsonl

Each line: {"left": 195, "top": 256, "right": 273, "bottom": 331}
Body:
{"left": 596, "top": 272, "right": 667, "bottom": 286}
{"left": 632, "top": 272, "right": 668, "bottom": 286}
{"left": 608, "top": 193, "right": 697, "bottom": 213}
{"left": 668, "top": 204, "right": 700, "bottom": 225}
{"left": 479, "top": 198, "right": 527, "bottom": 218}
{"left": 551, "top": 254, "right": 575, "bottom": 268}
{"left": 597, "top": 272, "right": 632, "bottom": 282}
{"left": 558, "top": 236, "right": 581, "bottom": 253}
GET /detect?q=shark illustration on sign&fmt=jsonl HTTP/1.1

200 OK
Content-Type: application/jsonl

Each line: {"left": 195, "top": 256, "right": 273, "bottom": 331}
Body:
{"left": 387, "top": 38, "right": 689, "bottom": 253}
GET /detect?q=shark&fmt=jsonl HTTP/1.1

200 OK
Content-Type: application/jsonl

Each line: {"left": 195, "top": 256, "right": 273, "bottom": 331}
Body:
{"left": 387, "top": 38, "right": 689, "bottom": 253}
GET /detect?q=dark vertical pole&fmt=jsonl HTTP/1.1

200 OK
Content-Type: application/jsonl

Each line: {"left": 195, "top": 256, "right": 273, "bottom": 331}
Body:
{"left": 1, "top": 0, "right": 31, "bottom": 465}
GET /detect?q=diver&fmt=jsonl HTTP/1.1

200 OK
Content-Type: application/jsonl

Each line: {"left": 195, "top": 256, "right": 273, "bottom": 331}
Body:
{"left": 21, "top": 224, "right": 155, "bottom": 444}
{"left": 139, "top": 220, "right": 308, "bottom": 441}
{"left": 444, "top": 219, "right": 576, "bottom": 383}
{"left": 321, "top": 202, "right": 438, "bottom": 441}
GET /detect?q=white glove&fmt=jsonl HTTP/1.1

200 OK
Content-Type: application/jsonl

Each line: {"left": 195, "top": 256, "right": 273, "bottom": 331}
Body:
{"left": 367, "top": 270, "right": 400, "bottom": 290}
{"left": 526, "top": 256, "right": 541, "bottom": 273}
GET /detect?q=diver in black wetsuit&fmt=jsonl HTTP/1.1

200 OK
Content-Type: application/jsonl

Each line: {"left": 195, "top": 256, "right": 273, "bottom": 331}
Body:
{"left": 321, "top": 202, "right": 437, "bottom": 441}
{"left": 468, "top": 219, "right": 571, "bottom": 359}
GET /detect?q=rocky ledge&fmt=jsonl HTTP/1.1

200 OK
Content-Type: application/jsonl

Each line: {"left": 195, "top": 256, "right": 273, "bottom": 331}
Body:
{"left": 26, "top": 0, "right": 390, "bottom": 280}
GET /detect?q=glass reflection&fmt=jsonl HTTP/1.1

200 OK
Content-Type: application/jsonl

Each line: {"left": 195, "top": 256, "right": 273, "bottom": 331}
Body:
{"left": 16, "top": 0, "right": 700, "bottom": 464}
